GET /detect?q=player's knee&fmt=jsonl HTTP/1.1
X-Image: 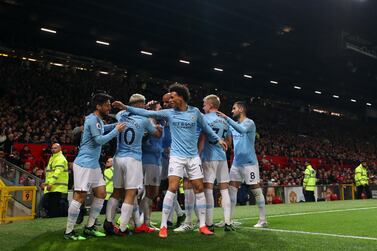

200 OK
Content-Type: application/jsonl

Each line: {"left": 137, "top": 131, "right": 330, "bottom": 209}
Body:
{"left": 111, "top": 188, "right": 123, "bottom": 199}
{"left": 146, "top": 186, "right": 158, "bottom": 198}
{"left": 73, "top": 191, "right": 87, "bottom": 203}
{"left": 96, "top": 191, "right": 106, "bottom": 199}
{"left": 250, "top": 183, "right": 260, "bottom": 190}
{"left": 192, "top": 183, "right": 204, "bottom": 193}
{"left": 204, "top": 182, "right": 213, "bottom": 190}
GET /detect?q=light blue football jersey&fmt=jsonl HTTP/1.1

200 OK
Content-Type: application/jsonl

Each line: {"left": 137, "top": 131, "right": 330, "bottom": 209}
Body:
{"left": 226, "top": 117, "right": 258, "bottom": 166}
{"left": 74, "top": 113, "right": 119, "bottom": 168}
{"left": 201, "top": 112, "right": 229, "bottom": 161}
{"left": 115, "top": 111, "right": 156, "bottom": 161}
{"left": 127, "top": 106, "right": 220, "bottom": 158}
{"left": 142, "top": 124, "right": 164, "bottom": 166}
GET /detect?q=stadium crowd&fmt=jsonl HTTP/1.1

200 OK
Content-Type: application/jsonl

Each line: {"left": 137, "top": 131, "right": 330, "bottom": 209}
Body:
{"left": 1, "top": 58, "right": 377, "bottom": 187}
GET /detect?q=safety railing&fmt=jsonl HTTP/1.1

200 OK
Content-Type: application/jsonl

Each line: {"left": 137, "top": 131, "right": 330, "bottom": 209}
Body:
{"left": 0, "top": 158, "right": 42, "bottom": 219}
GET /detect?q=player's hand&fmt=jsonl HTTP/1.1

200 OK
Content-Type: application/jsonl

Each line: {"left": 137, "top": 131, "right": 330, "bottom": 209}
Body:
{"left": 116, "top": 122, "right": 126, "bottom": 132}
{"left": 218, "top": 139, "right": 228, "bottom": 151}
{"left": 156, "top": 124, "right": 162, "bottom": 131}
{"left": 46, "top": 185, "right": 52, "bottom": 191}
{"left": 112, "top": 101, "right": 127, "bottom": 110}
{"left": 146, "top": 100, "right": 157, "bottom": 109}
{"left": 216, "top": 111, "right": 227, "bottom": 118}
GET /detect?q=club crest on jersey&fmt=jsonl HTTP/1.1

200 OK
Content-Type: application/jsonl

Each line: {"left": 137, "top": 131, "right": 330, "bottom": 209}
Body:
{"left": 96, "top": 123, "right": 102, "bottom": 129}
{"left": 191, "top": 115, "right": 196, "bottom": 121}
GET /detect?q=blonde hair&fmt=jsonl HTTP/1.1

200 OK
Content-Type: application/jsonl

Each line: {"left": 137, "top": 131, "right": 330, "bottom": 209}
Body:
{"left": 203, "top": 94, "right": 220, "bottom": 109}
{"left": 129, "top": 93, "right": 146, "bottom": 104}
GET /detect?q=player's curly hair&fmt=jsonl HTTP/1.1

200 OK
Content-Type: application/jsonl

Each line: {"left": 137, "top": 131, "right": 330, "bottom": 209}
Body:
{"left": 169, "top": 83, "right": 190, "bottom": 103}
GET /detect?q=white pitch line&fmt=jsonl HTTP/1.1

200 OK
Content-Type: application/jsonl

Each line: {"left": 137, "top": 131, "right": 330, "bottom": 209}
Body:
{"left": 237, "top": 206, "right": 377, "bottom": 221}
{"left": 245, "top": 227, "right": 377, "bottom": 241}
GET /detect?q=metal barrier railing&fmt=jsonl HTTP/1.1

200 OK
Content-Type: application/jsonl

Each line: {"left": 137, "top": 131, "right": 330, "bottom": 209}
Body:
{"left": 0, "top": 158, "right": 42, "bottom": 218}
{"left": 0, "top": 178, "right": 37, "bottom": 223}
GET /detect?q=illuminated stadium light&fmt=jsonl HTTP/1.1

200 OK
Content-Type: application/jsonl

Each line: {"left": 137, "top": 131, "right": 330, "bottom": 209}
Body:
{"left": 50, "top": 62, "right": 63, "bottom": 67}
{"left": 243, "top": 74, "right": 253, "bottom": 79}
{"left": 313, "top": 108, "right": 327, "bottom": 114}
{"left": 179, "top": 59, "right": 190, "bottom": 64}
{"left": 332, "top": 95, "right": 339, "bottom": 99}
{"left": 41, "top": 28, "right": 57, "bottom": 34}
{"left": 99, "top": 71, "right": 109, "bottom": 75}
{"left": 350, "top": 99, "right": 357, "bottom": 103}
{"left": 214, "top": 67, "right": 223, "bottom": 72}
{"left": 141, "top": 50, "right": 153, "bottom": 56}
{"left": 76, "top": 67, "right": 87, "bottom": 71}
{"left": 293, "top": 86, "right": 302, "bottom": 90}
{"left": 270, "top": 80, "right": 278, "bottom": 84}
{"left": 0, "top": 53, "right": 9, "bottom": 57}
{"left": 366, "top": 103, "right": 372, "bottom": 106}
{"left": 96, "top": 40, "right": 110, "bottom": 46}
{"left": 22, "top": 57, "right": 37, "bottom": 62}
{"left": 330, "top": 112, "right": 341, "bottom": 117}
{"left": 315, "top": 91, "right": 322, "bottom": 94}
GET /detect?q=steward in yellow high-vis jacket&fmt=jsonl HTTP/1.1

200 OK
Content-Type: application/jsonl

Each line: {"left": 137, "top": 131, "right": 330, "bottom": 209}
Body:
{"left": 355, "top": 162, "right": 372, "bottom": 199}
{"left": 101, "top": 157, "right": 114, "bottom": 214}
{"left": 303, "top": 160, "right": 316, "bottom": 202}
{"left": 42, "top": 143, "right": 69, "bottom": 217}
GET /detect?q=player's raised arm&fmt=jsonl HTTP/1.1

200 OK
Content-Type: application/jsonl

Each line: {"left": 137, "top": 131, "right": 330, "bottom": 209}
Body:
{"left": 103, "top": 123, "right": 117, "bottom": 132}
{"left": 90, "top": 120, "right": 125, "bottom": 145}
{"left": 217, "top": 111, "right": 254, "bottom": 134}
{"left": 112, "top": 100, "right": 127, "bottom": 110}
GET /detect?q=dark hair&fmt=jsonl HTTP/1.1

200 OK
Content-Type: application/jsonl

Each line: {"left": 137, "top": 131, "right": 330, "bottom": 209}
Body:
{"left": 148, "top": 101, "right": 160, "bottom": 110}
{"left": 91, "top": 92, "right": 112, "bottom": 110}
{"left": 169, "top": 83, "right": 190, "bottom": 103}
{"left": 234, "top": 101, "right": 248, "bottom": 113}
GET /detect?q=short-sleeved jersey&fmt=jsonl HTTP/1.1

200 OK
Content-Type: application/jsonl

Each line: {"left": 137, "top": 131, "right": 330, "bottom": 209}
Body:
{"left": 201, "top": 112, "right": 230, "bottom": 161}
{"left": 127, "top": 106, "right": 220, "bottom": 158}
{"left": 115, "top": 111, "right": 157, "bottom": 161}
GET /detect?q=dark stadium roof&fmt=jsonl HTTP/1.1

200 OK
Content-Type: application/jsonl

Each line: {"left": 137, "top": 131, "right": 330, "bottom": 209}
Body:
{"left": 1, "top": 0, "right": 377, "bottom": 109}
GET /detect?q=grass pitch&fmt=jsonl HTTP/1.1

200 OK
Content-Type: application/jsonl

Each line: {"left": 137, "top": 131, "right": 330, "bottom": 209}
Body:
{"left": 0, "top": 200, "right": 376, "bottom": 251}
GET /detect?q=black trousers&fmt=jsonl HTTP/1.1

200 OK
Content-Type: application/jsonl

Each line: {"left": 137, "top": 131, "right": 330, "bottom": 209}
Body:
{"left": 356, "top": 185, "right": 372, "bottom": 199}
{"left": 304, "top": 190, "right": 315, "bottom": 202}
{"left": 43, "top": 192, "right": 68, "bottom": 217}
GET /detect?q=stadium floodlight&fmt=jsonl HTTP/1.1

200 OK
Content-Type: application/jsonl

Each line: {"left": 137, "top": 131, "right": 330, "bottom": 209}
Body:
{"left": 50, "top": 62, "right": 63, "bottom": 67}
{"left": 99, "top": 71, "right": 109, "bottom": 75}
{"left": 293, "top": 86, "right": 302, "bottom": 90}
{"left": 270, "top": 80, "right": 278, "bottom": 84}
{"left": 179, "top": 59, "right": 190, "bottom": 64}
{"left": 96, "top": 40, "right": 110, "bottom": 46}
{"left": 315, "top": 91, "right": 322, "bottom": 94}
{"left": 22, "top": 57, "right": 37, "bottom": 62}
{"left": 41, "top": 27, "right": 57, "bottom": 34}
{"left": 350, "top": 99, "right": 357, "bottom": 103}
{"left": 366, "top": 103, "right": 372, "bottom": 106}
{"left": 141, "top": 50, "right": 153, "bottom": 56}
{"left": 333, "top": 95, "right": 339, "bottom": 99}
{"left": 243, "top": 74, "right": 253, "bottom": 79}
{"left": 214, "top": 67, "right": 223, "bottom": 72}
